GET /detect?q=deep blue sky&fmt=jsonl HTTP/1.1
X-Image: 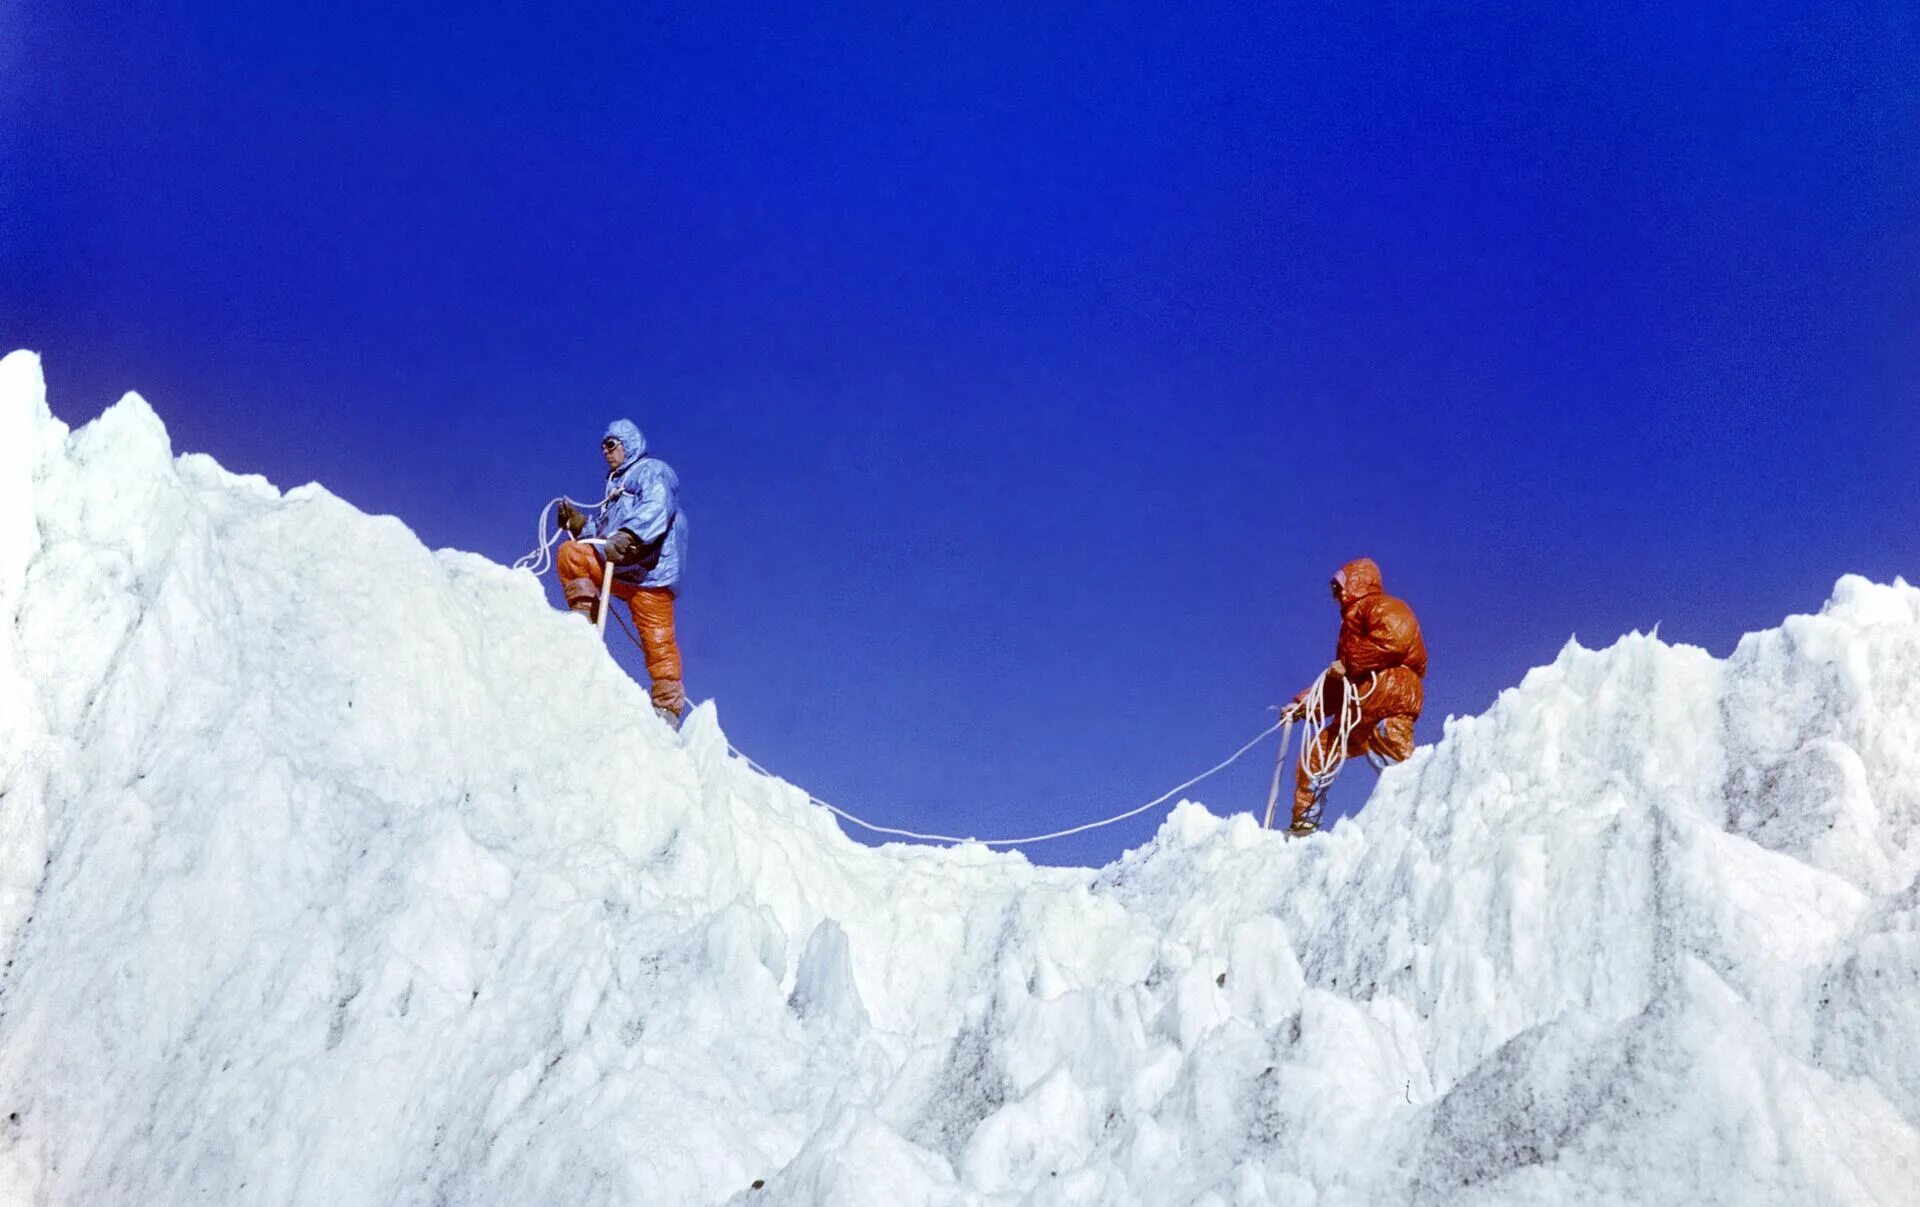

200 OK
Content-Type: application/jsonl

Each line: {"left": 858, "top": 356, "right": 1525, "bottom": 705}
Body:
{"left": 5, "top": 2, "right": 1916, "bottom": 866}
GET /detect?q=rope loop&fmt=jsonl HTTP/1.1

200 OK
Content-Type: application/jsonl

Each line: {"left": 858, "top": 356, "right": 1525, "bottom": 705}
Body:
{"left": 1291, "top": 668, "right": 1377, "bottom": 812}
{"left": 512, "top": 491, "right": 621, "bottom": 576}
{"left": 726, "top": 720, "right": 1283, "bottom": 847}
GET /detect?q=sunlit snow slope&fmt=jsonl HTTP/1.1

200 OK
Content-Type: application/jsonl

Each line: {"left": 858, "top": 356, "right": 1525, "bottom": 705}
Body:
{"left": 2, "top": 350, "right": 1918, "bottom": 1206}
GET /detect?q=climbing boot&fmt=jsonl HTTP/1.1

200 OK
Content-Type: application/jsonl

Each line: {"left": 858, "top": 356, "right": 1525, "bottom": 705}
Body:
{"left": 568, "top": 598, "right": 599, "bottom": 621}
{"left": 651, "top": 680, "right": 686, "bottom": 731}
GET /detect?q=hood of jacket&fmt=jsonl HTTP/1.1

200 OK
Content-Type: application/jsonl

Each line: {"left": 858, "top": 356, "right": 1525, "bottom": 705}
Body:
{"left": 603, "top": 419, "right": 648, "bottom": 474}
{"left": 1335, "top": 557, "right": 1385, "bottom": 610}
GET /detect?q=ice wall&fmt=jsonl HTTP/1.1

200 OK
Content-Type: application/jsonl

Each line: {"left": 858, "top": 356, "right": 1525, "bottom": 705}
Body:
{"left": 1, "top": 351, "right": 1916, "bottom": 1205}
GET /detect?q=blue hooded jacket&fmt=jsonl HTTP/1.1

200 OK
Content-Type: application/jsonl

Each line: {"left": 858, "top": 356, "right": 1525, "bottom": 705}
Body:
{"left": 587, "top": 419, "right": 686, "bottom": 590}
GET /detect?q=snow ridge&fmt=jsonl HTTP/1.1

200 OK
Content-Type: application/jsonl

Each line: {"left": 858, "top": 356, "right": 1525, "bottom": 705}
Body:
{"left": 1, "top": 351, "right": 1917, "bottom": 1205}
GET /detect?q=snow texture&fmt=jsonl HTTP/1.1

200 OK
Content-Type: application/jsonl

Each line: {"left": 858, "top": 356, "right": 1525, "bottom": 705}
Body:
{"left": 1, "top": 349, "right": 1917, "bottom": 1204}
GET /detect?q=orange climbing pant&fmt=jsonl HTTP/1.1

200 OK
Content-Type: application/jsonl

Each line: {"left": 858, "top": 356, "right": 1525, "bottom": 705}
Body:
{"left": 556, "top": 539, "right": 685, "bottom": 714}
{"left": 1292, "top": 714, "right": 1415, "bottom": 826}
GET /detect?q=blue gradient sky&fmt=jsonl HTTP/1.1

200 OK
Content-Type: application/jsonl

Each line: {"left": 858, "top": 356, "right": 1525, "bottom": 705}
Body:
{"left": 5, "top": 2, "right": 1917, "bottom": 866}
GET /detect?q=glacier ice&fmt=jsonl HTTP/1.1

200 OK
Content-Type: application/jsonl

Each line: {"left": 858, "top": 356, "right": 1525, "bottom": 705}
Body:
{"left": 0, "top": 349, "right": 1917, "bottom": 1205}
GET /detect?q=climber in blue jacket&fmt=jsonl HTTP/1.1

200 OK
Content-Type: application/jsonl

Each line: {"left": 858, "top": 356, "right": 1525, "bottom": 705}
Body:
{"left": 555, "top": 419, "right": 689, "bottom": 725}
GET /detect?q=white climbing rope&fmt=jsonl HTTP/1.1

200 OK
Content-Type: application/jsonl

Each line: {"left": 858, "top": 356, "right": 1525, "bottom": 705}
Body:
{"left": 511, "top": 492, "right": 617, "bottom": 576}
{"left": 513, "top": 495, "right": 624, "bottom": 631}
{"left": 725, "top": 720, "right": 1284, "bottom": 847}
{"left": 1297, "top": 667, "right": 1375, "bottom": 800}
{"left": 1266, "top": 667, "right": 1378, "bottom": 830}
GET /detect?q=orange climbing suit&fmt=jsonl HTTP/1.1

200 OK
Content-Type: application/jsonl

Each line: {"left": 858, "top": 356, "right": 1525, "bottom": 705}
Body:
{"left": 1293, "top": 557, "right": 1427, "bottom": 826}
{"left": 556, "top": 539, "right": 685, "bottom": 715}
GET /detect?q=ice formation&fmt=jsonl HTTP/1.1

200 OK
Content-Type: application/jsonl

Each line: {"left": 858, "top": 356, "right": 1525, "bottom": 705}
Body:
{"left": 1, "top": 349, "right": 1916, "bottom": 1205}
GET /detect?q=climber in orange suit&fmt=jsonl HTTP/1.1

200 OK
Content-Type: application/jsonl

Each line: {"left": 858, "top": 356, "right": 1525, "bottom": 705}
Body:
{"left": 1285, "top": 557, "right": 1427, "bottom": 834}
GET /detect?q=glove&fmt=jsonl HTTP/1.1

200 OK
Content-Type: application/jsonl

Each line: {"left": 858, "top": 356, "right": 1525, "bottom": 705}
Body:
{"left": 603, "top": 528, "right": 644, "bottom": 565}
{"left": 557, "top": 500, "right": 586, "bottom": 537}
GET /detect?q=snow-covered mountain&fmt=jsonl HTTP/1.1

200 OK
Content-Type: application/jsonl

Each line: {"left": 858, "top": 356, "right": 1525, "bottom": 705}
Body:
{"left": 2, "top": 349, "right": 1916, "bottom": 1205}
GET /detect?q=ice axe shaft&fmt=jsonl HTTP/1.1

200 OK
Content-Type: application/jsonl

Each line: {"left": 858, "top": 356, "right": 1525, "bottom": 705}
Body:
{"left": 578, "top": 537, "right": 616, "bottom": 635}
{"left": 597, "top": 553, "right": 614, "bottom": 634}
{"left": 1262, "top": 714, "right": 1297, "bottom": 830}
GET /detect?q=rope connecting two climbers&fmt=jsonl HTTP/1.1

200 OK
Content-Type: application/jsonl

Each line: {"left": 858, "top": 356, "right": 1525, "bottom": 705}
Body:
{"left": 622, "top": 604, "right": 1355, "bottom": 846}
{"left": 725, "top": 722, "right": 1285, "bottom": 847}
{"left": 518, "top": 499, "right": 1380, "bottom": 848}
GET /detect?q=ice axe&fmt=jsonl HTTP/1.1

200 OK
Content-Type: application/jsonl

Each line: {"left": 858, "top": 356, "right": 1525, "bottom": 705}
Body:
{"left": 1261, "top": 705, "right": 1300, "bottom": 830}
{"left": 576, "top": 536, "right": 616, "bottom": 634}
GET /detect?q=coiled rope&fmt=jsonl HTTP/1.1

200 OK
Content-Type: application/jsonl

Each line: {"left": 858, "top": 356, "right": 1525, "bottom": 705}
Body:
{"left": 512, "top": 493, "right": 617, "bottom": 577}
{"left": 1298, "top": 668, "right": 1375, "bottom": 800}
{"left": 1263, "top": 668, "right": 1377, "bottom": 831}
